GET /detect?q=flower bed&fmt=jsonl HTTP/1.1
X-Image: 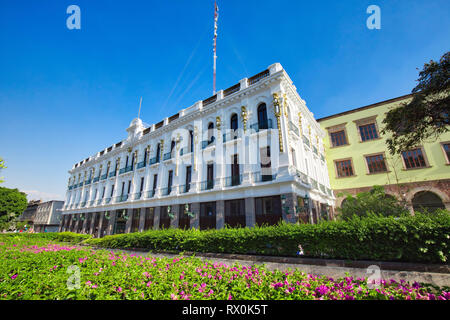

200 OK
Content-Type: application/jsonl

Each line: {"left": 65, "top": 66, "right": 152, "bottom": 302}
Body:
{"left": 0, "top": 236, "right": 448, "bottom": 300}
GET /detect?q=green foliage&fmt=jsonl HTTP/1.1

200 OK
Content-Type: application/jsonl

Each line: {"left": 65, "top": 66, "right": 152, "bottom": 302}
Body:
{"left": 0, "top": 232, "right": 91, "bottom": 243}
{"left": 337, "top": 185, "right": 409, "bottom": 221}
{"left": 382, "top": 51, "right": 450, "bottom": 155}
{"left": 84, "top": 211, "right": 450, "bottom": 264}
{"left": 0, "top": 187, "right": 28, "bottom": 230}
{"left": 0, "top": 158, "right": 5, "bottom": 184}
{"left": 0, "top": 235, "right": 447, "bottom": 300}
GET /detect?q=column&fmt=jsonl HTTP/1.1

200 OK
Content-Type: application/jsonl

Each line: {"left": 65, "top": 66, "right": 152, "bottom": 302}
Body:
{"left": 97, "top": 212, "right": 104, "bottom": 238}
{"left": 153, "top": 206, "right": 161, "bottom": 230}
{"left": 170, "top": 204, "right": 180, "bottom": 229}
{"left": 216, "top": 200, "right": 224, "bottom": 229}
{"left": 89, "top": 213, "right": 96, "bottom": 234}
{"left": 190, "top": 202, "right": 200, "bottom": 229}
{"left": 125, "top": 209, "right": 133, "bottom": 233}
{"left": 245, "top": 197, "right": 255, "bottom": 227}
{"left": 281, "top": 193, "right": 297, "bottom": 224}
{"left": 82, "top": 214, "right": 89, "bottom": 233}
{"left": 138, "top": 208, "right": 146, "bottom": 232}
{"left": 107, "top": 210, "right": 117, "bottom": 235}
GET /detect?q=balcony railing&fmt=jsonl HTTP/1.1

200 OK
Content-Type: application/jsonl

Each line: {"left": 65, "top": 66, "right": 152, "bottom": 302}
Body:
{"left": 223, "top": 83, "right": 240, "bottom": 97}
{"left": 133, "top": 192, "right": 142, "bottom": 200}
{"left": 200, "top": 180, "right": 214, "bottom": 191}
{"left": 223, "top": 131, "right": 239, "bottom": 143}
{"left": 93, "top": 176, "right": 100, "bottom": 183}
{"left": 247, "top": 69, "right": 270, "bottom": 86}
{"left": 137, "top": 161, "right": 146, "bottom": 169}
{"left": 81, "top": 201, "right": 87, "bottom": 207}
{"left": 180, "top": 147, "right": 189, "bottom": 156}
{"left": 116, "top": 194, "right": 128, "bottom": 203}
{"left": 108, "top": 171, "right": 117, "bottom": 178}
{"left": 288, "top": 121, "right": 300, "bottom": 137}
{"left": 303, "top": 136, "right": 310, "bottom": 147}
{"left": 78, "top": 182, "right": 83, "bottom": 188}
{"left": 88, "top": 200, "right": 95, "bottom": 206}
{"left": 149, "top": 157, "right": 160, "bottom": 165}
{"left": 319, "top": 183, "right": 327, "bottom": 194}
{"left": 96, "top": 199, "right": 103, "bottom": 205}
{"left": 310, "top": 178, "right": 318, "bottom": 190}
{"left": 225, "top": 175, "right": 242, "bottom": 187}
{"left": 119, "top": 166, "right": 133, "bottom": 175}
{"left": 201, "top": 138, "right": 215, "bottom": 149}
{"left": 161, "top": 187, "right": 172, "bottom": 196}
{"left": 249, "top": 119, "right": 273, "bottom": 132}
{"left": 146, "top": 190, "right": 156, "bottom": 198}
{"left": 179, "top": 184, "right": 190, "bottom": 193}
{"left": 296, "top": 170, "right": 309, "bottom": 185}
{"left": 101, "top": 173, "right": 108, "bottom": 180}
{"left": 85, "top": 179, "right": 92, "bottom": 186}
{"left": 253, "top": 172, "right": 276, "bottom": 183}
{"left": 104, "top": 198, "right": 111, "bottom": 204}
{"left": 163, "top": 152, "right": 173, "bottom": 161}
{"left": 312, "top": 146, "right": 318, "bottom": 155}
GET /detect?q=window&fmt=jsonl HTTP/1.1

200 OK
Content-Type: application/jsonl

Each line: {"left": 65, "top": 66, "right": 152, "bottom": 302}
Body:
{"left": 167, "top": 170, "right": 173, "bottom": 194}
{"left": 402, "top": 148, "right": 427, "bottom": 169}
{"left": 230, "top": 114, "right": 238, "bottom": 131}
{"left": 330, "top": 130, "right": 348, "bottom": 147}
{"left": 257, "top": 103, "right": 268, "bottom": 129}
{"left": 207, "top": 122, "right": 215, "bottom": 143}
{"left": 335, "top": 159, "right": 354, "bottom": 177}
{"left": 206, "top": 163, "right": 214, "bottom": 189}
{"left": 441, "top": 142, "right": 450, "bottom": 164}
{"left": 152, "top": 174, "right": 158, "bottom": 193}
{"left": 155, "top": 143, "right": 161, "bottom": 162}
{"left": 359, "top": 123, "right": 379, "bottom": 141}
{"left": 185, "top": 166, "right": 192, "bottom": 192}
{"left": 365, "top": 154, "right": 387, "bottom": 173}
{"left": 189, "top": 130, "right": 194, "bottom": 152}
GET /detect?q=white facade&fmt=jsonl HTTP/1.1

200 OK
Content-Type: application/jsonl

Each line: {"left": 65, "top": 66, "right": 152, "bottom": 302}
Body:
{"left": 61, "top": 63, "right": 334, "bottom": 234}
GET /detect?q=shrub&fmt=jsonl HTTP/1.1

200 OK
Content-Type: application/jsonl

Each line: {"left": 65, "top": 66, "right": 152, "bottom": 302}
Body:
{"left": 85, "top": 212, "right": 450, "bottom": 264}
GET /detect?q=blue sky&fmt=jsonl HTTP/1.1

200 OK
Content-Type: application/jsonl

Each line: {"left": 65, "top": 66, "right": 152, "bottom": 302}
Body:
{"left": 0, "top": 0, "right": 449, "bottom": 201}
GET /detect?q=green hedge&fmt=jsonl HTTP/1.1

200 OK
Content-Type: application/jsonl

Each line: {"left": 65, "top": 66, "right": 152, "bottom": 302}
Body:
{"left": 84, "top": 212, "right": 450, "bottom": 264}
{"left": 0, "top": 232, "right": 91, "bottom": 243}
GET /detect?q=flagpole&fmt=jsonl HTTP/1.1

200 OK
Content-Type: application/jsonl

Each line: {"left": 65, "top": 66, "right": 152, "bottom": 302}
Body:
{"left": 213, "top": 0, "right": 218, "bottom": 95}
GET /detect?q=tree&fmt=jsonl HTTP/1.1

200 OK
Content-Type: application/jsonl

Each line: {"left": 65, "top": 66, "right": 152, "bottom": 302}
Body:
{"left": 0, "top": 158, "right": 5, "bottom": 183}
{"left": 0, "top": 187, "right": 28, "bottom": 230}
{"left": 337, "top": 185, "right": 409, "bottom": 221}
{"left": 382, "top": 51, "right": 450, "bottom": 155}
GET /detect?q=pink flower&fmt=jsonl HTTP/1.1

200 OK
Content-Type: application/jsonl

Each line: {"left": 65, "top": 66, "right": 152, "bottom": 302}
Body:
{"left": 11, "top": 274, "right": 17, "bottom": 280}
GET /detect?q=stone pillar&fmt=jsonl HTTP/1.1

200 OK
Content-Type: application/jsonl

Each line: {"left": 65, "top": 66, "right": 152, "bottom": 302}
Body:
{"left": 190, "top": 202, "right": 200, "bottom": 229}
{"left": 216, "top": 200, "right": 225, "bottom": 229}
{"left": 170, "top": 205, "right": 179, "bottom": 229}
{"left": 245, "top": 197, "right": 255, "bottom": 227}
{"left": 281, "top": 193, "right": 297, "bottom": 224}
{"left": 154, "top": 206, "right": 161, "bottom": 230}
{"left": 97, "top": 212, "right": 104, "bottom": 238}
{"left": 125, "top": 209, "right": 133, "bottom": 233}
{"left": 89, "top": 213, "right": 96, "bottom": 234}
{"left": 82, "top": 214, "right": 89, "bottom": 233}
{"left": 107, "top": 211, "right": 117, "bottom": 235}
{"left": 138, "top": 208, "right": 146, "bottom": 232}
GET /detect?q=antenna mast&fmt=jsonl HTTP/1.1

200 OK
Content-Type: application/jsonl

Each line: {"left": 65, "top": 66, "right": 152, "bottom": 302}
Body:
{"left": 213, "top": 1, "right": 219, "bottom": 94}
{"left": 137, "top": 97, "right": 142, "bottom": 119}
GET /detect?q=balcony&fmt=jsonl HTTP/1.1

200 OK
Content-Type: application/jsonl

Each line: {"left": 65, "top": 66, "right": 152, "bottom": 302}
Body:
{"left": 104, "top": 198, "right": 111, "bottom": 204}
{"left": 296, "top": 170, "right": 309, "bottom": 185}
{"left": 223, "top": 83, "right": 240, "bottom": 97}
{"left": 81, "top": 201, "right": 87, "bottom": 207}
{"left": 149, "top": 157, "right": 160, "bottom": 165}
{"left": 88, "top": 200, "right": 95, "bottom": 206}
{"left": 253, "top": 172, "right": 276, "bottom": 183}
{"left": 163, "top": 152, "right": 173, "bottom": 161}
{"left": 78, "top": 182, "right": 83, "bottom": 188}
{"left": 146, "top": 190, "right": 156, "bottom": 198}
{"left": 225, "top": 175, "right": 242, "bottom": 187}
{"left": 133, "top": 192, "right": 142, "bottom": 200}
{"left": 96, "top": 199, "right": 103, "bottom": 205}
{"left": 319, "top": 183, "right": 327, "bottom": 194}
{"left": 137, "top": 161, "right": 146, "bottom": 169}
{"left": 249, "top": 119, "right": 273, "bottom": 132}
{"left": 303, "top": 136, "right": 310, "bottom": 147}
{"left": 116, "top": 194, "right": 128, "bottom": 203}
{"left": 310, "top": 178, "right": 318, "bottom": 190}
{"left": 161, "top": 186, "right": 172, "bottom": 196}
{"left": 312, "top": 146, "right": 318, "bottom": 155}
{"left": 201, "top": 138, "right": 215, "bottom": 149}
{"left": 85, "top": 179, "right": 92, "bottom": 186}
{"left": 101, "top": 173, "right": 108, "bottom": 180}
{"left": 179, "top": 184, "right": 190, "bottom": 193}
{"left": 93, "top": 176, "right": 100, "bottom": 183}
{"left": 108, "top": 171, "right": 117, "bottom": 178}
{"left": 200, "top": 180, "right": 214, "bottom": 191}
{"left": 119, "top": 165, "right": 133, "bottom": 175}
{"left": 180, "top": 147, "right": 190, "bottom": 156}
{"left": 288, "top": 121, "right": 300, "bottom": 137}
{"left": 223, "top": 131, "right": 239, "bottom": 143}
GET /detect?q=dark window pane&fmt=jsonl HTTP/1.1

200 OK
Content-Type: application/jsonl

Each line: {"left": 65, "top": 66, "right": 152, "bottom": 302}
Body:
{"left": 366, "top": 154, "right": 387, "bottom": 173}
{"left": 402, "top": 149, "right": 426, "bottom": 169}
{"left": 359, "top": 123, "right": 378, "bottom": 141}
{"left": 335, "top": 159, "right": 354, "bottom": 177}
{"left": 330, "top": 130, "right": 347, "bottom": 147}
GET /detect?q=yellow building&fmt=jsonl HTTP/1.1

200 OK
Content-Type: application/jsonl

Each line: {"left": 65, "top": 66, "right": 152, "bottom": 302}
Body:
{"left": 317, "top": 94, "right": 450, "bottom": 212}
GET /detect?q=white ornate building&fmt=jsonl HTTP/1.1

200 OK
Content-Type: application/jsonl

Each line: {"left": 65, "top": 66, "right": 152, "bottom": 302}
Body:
{"left": 60, "top": 63, "right": 334, "bottom": 236}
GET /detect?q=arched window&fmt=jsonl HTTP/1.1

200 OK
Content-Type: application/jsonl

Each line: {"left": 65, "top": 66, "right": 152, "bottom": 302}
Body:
{"left": 189, "top": 130, "right": 194, "bottom": 152}
{"left": 230, "top": 114, "right": 238, "bottom": 130}
{"left": 257, "top": 103, "right": 268, "bottom": 130}
{"left": 412, "top": 191, "right": 445, "bottom": 213}
{"left": 208, "top": 122, "right": 215, "bottom": 143}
